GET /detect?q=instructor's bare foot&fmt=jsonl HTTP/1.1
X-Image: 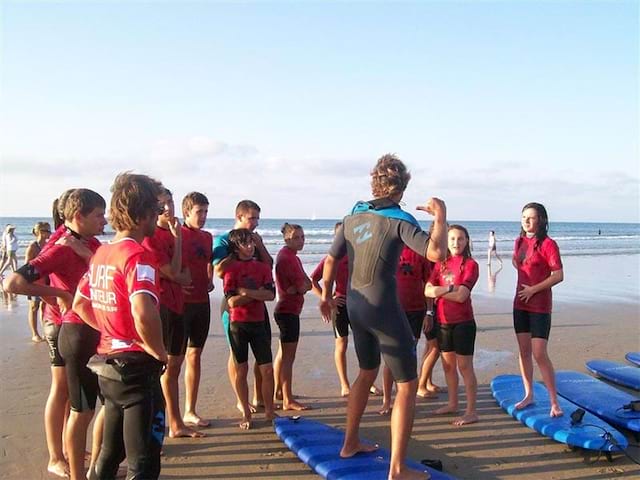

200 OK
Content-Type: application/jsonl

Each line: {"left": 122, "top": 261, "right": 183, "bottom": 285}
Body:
{"left": 515, "top": 396, "right": 534, "bottom": 410}
{"left": 452, "top": 413, "right": 479, "bottom": 426}
{"left": 389, "top": 466, "right": 431, "bottom": 479}
{"left": 550, "top": 404, "right": 564, "bottom": 417}
{"left": 47, "top": 460, "right": 69, "bottom": 478}
{"left": 283, "top": 400, "right": 311, "bottom": 411}
{"left": 434, "top": 405, "right": 458, "bottom": 415}
{"left": 169, "top": 426, "right": 204, "bottom": 438}
{"left": 183, "top": 412, "right": 210, "bottom": 427}
{"left": 340, "top": 441, "right": 378, "bottom": 458}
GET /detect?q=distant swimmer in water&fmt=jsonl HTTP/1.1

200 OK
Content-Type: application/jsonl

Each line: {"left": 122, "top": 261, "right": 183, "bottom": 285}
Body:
{"left": 512, "top": 202, "right": 564, "bottom": 418}
{"left": 320, "top": 153, "right": 448, "bottom": 480}
{"left": 487, "top": 230, "right": 502, "bottom": 266}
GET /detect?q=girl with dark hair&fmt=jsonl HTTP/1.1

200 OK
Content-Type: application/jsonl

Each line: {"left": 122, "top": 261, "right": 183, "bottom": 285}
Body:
{"left": 425, "top": 225, "right": 479, "bottom": 426}
{"left": 512, "top": 202, "right": 564, "bottom": 417}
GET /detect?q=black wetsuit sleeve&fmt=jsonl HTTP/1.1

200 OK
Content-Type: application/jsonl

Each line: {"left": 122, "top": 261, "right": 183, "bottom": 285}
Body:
{"left": 398, "top": 221, "right": 430, "bottom": 258}
{"left": 15, "top": 263, "right": 42, "bottom": 283}
{"left": 328, "top": 223, "right": 347, "bottom": 259}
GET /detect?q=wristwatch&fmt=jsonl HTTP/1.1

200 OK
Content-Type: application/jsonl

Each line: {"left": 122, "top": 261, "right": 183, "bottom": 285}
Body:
{"left": 426, "top": 310, "right": 434, "bottom": 317}
{"left": 447, "top": 284, "right": 454, "bottom": 294}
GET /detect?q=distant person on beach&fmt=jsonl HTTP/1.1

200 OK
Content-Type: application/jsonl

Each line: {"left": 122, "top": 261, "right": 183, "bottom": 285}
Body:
{"left": 180, "top": 192, "right": 214, "bottom": 428}
{"left": 274, "top": 223, "right": 312, "bottom": 410}
{"left": 512, "top": 202, "right": 564, "bottom": 417}
{"left": 379, "top": 245, "right": 435, "bottom": 415}
{"left": 213, "top": 200, "right": 272, "bottom": 413}
{"left": 425, "top": 225, "right": 480, "bottom": 426}
{"left": 487, "top": 230, "right": 502, "bottom": 266}
{"left": 143, "top": 189, "right": 202, "bottom": 438}
{"left": 223, "top": 228, "right": 276, "bottom": 429}
{"left": 24, "top": 221, "right": 52, "bottom": 342}
{"left": 310, "top": 222, "right": 382, "bottom": 398}
{"left": 320, "top": 153, "right": 447, "bottom": 480}
{"left": 73, "top": 172, "right": 167, "bottom": 480}
{"left": 0, "top": 224, "right": 19, "bottom": 275}
{"left": 4, "top": 189, "right": 107, "bottom": 479}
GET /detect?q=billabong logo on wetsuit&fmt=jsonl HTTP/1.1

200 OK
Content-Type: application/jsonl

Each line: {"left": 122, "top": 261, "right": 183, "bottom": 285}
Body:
{"left": 353, "top": 222, "right": 373, "bottom": 244}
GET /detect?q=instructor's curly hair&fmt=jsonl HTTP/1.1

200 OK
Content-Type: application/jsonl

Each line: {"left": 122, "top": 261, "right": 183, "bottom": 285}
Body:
{"left": 370, "top": 153, "right": 411, "bottom": 198}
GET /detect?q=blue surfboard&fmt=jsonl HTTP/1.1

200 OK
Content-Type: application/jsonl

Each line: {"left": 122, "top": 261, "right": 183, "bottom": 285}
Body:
{"left": 625, "top": 352, "right": 640, "bottom": 367}
{"left": 491, "top": 375, "right": 628, "bottom": 452}
{"left": 556, "top": 371, "right": 640, "bottom": 433}
{"left": 274, "top": 416, "right": 457, "bottom": 480}
{"left": 586, "top": 359, "right": 640, "bottom": 390}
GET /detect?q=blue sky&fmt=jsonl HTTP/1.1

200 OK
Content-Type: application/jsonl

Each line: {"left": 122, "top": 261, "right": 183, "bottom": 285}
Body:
{"left": 1, "top": 0, "right": 638, "bottom": 222}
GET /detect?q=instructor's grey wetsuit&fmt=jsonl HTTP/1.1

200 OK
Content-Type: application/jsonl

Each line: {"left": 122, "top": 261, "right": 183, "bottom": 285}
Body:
{"left": 329, "top": 198, "right": 431, "bottom": 382}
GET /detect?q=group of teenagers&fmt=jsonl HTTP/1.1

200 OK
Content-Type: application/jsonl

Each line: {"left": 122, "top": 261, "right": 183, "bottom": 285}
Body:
{"left": 2, "top": 154, "right": 565, "bottom": 480}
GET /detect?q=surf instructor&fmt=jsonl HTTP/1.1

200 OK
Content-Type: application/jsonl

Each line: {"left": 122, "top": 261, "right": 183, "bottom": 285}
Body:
{"left": 320, "top": 153, "right": 447, "bottom": 480}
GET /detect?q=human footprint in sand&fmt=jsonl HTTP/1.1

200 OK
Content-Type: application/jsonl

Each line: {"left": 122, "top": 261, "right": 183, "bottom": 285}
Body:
{"left": 223, "top": 229, "right": 277, "bottom": 430}
{"left": 512, "top": 203, "right": 564, "bottom": 418}
{"left": 425, "top": 225, "right": 480, "bottom": 427}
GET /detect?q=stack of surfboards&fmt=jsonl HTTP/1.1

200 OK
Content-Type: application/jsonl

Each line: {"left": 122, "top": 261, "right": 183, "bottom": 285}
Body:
{"left": 274, "top": 416, "right": 458, "bottom": 479}
{"left": 491, "top": 351, "right": 640, "bottom": 453}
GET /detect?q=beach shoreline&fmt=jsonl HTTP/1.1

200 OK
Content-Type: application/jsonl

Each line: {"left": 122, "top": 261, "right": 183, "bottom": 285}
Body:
{"left": 1, "top": 254, "right": 639, "bottom": 479}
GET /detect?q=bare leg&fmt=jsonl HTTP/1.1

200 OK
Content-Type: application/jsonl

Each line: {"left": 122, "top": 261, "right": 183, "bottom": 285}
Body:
{"left": 28, "top": 300, "right": 43, "bottom": 342}
{"left": 252, "top": 361, "right": 264, "bottom": 407}
{"left": 452, "top": 355, "right": 478, "bottom": 426}
{"left": 46, "top": 366, "right": 69, "bottom": 477}
{"left": 258, "top": 363, "right": 276, "bottom": 421}
{"left": 234, "top": 362, "right": 252, "bottom": 429}
{"left": 273, "top": 344, "right": 283, "bottom": 400}
{"left": 532, "top": 338, "right": 563, "bottom": 417}
{"left": 340, "top": 367, "right": 379, "bottom": 458}
{"left": 184, "top": 347, "right": 209, "bottom": 426}
{"left": 434, "top": 351, "right": 458, "bottom": 415}
{"left": 87, "top": 405, "right": 104, "bottom": 478}
{"left": 66, "top": 409, "right": 95, "bottom": 480}
{"left": 389, "top": 379, "right": 428, "bottom": 479}
{"left": 515, "top": 333, "right": 534, "bottom": 409}
{"left": 335, "top": 336, "right": 350, "bottom": 396}
{"left": 163, "top": 355, "right": 202, "bottom": 437}
{"left": 417, "top": 338, "right": 441, "bottom": 397}
{"left": 379, "top": 365, "right": 394, "bottom": 415}
{"left": 279, "top": 341, "right": 308, "bottom": 410}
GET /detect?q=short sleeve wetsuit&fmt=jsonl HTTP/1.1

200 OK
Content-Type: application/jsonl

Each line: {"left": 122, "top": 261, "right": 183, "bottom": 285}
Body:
{"left": 328, "top": 198, "right": 430, "bottom": 383}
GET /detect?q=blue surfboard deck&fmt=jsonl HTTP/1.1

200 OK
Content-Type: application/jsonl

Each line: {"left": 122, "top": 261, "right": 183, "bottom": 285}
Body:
{"left": 586, "top": 359, "right": 640, "bottom": 390}
{"left": 274, "top": 416, "right": 457, "bottom": 480}
{"left": 491, "top": 375, "right": 628, "bottom": 452}
{"left": 625, "top": 352, "right": 640, "bottom": 367}
{"left": 556, "top": 371, "right": 640, "bottom": 433}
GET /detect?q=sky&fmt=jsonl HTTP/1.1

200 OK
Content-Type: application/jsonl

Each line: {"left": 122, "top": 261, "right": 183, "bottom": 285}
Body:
{"left": 1, "top": 0, "right": 638, "bottom": 222}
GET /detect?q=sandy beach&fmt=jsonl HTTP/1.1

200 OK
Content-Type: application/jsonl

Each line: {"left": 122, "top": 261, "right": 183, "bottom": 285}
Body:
{"left": 1, "top": 254, "right": 639, "bottom": 479}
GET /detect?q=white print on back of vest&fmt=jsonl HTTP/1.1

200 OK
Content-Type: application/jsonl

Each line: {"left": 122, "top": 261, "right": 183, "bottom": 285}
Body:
{"left": 112, "top": 339, "right": 134, "bottom": 350}
{"left": 136, "top": 264, "right": 156, "bottom": 284}
{"left": 354, "top": 222, "right": 373, "bottom": 244}
{"left": 89, "top": 263, "right": 118, "bottom": 308}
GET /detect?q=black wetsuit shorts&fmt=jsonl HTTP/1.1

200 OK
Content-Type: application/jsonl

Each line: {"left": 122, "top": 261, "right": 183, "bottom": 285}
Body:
{"left": 59, "top": 322, "right": 101, "bottom": 411}
{"left": 333, "top": 303, "right": 350, "bottom": 339}
{"left": 274, "top": 313, "right": 300, "bottom": 343}
{"left": 228, "top": 321, "right": 273, "bottom": 365}
{"left": 183, "top": 301, "right": 211, "bottom": 349}
{"left": 513, "top": 309, "right": 551, "bottom": 340}
{"left": 437, "top": 321, "right": 476, "bottom": 356}
{"left": 160, "top": 305, "right": 186, "bottom": 356}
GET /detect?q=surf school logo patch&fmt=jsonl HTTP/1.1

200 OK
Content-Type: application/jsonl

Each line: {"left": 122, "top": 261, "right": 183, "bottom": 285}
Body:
{"left": 136, "top": 264, "right": 156, "bottom": 284}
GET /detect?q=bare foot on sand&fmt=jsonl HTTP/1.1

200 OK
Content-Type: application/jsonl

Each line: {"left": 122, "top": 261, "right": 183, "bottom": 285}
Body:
{"left": 416, "top": 389, "right": 438, "bottom": 399}
{"left": 434, "top": 405, "right": 458, "bottom": 415}
{"left": 452, "top": 413, "right": 479, "bottom": 426}
{"left": 169, "top": 426, "right": 204, "bottom": 438}
{"left": 390, "top": 467, "right": 431, "bottom": 479}
{"left": 239, "top": 417, "right": 252, "bottom": 430}
{"left": 549, "top": 404, "right": 564, "bottom": 417}
{"left": 283, "top": 400, "right": 311, "bottom": 411}
{"left": 369, "top": 385, "right": 382, "bottom": 396}
{"left": 515, "top": 396, "right": 534, "bottom": 410}
{"left": 378, "top": 403, "right": 392, "bottom": 415}
{"left": 237, "top": 403, "right": 257, "bottom": 414}
{"left": 31, "top": 335, "right": 44, "bottom": 343}
{"left": 265, "top": 411, "right": 279, "bottom": 422}
{"left": 183, "top": 412, "right": 210, "bottom": 427}
{"left": 427, "top": 384, "right": 445, "bottom": 393}
{"left": 47, "top": 460, "right": 69, "bottom": 478}
{"left": 340, "top": 442, "right": 378, "bottom": 458}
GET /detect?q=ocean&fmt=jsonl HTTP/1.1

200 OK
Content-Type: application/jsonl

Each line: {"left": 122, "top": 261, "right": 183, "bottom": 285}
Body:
{"left": 1, "top": 216, "right": 638, "bottom": 273}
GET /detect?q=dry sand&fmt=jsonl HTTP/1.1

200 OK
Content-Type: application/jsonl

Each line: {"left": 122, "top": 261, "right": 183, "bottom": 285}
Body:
{"left": 1, "top": 257, "right": 639, "bottom": 479}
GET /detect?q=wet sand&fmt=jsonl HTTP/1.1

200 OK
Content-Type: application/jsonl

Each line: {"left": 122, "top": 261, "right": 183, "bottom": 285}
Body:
{"left": 1, "top": 255, "right": 639, "bottom": 479}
